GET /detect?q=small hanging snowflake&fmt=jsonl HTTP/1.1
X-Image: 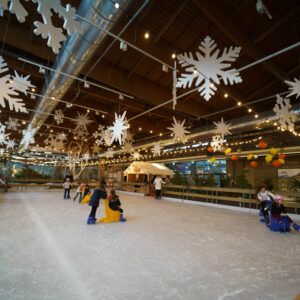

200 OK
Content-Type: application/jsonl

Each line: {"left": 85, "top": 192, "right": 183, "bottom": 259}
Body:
{"left": 0, "top": 130, "right": 10, "bottom": 145}
{"left": 105, "top": 148, "right": 114, "bottom": 158}
{"left": 5, "top": 117, "right": 19, "bottom": 130}
{"left": 92, "top": 124, "right": 105, "bottom": 140}
{"left": 211, "top": 134, "right": 224, "bottom": 152}
{"left": 122, "top": 130, "right": 134, "bottom": 144}
{"left": 54, "top": 109, "right": 64, "bottom": 125}
{"left": 167, "top": 117, "right": 190, "bottom": 143}
{"left": 123, "top": 141, "right": 133, "bottom": 154}
{"left": 176, "top": 36, "right": 242, "bottom": 101}
{"left": 285, "top": 78, "right": 300, "bottom": 99}
{"left": 0, "top": 56, "right": 31, "bottom": 113}
{"left": 0, "top": 122, "right": 6, "bottom": 133}
{"left": 273, "top": 95, "right": 296, "bottom": 132}
{"left": 102, "top": 129, "right": 113, "bottom": 146}
{"left": 213, "top": 117, "right": 232, "bottom": 139}
{"left": 82, "top": 152, "right": 90, "bottom": 162}
{"left": 73, "top": 111, "right": 92, "bottom": 137}
{"left": 152, "top": 142, "right": 162, "bottom": 156}
{"left": 132, "top": 151, "right": 142, "bottom": 160}
{"left": 21, "top": 125, "right": 36, "bottom": 148}
{"left": 6, "top": 138, "right": 16, "bottom": 150}
{"left": 0, "top": 0, "right": 82, "bottom": 54}
{"left": 109, "top": 111, "right": 129, "bottom": 145}
{"left": 0, "top": 148, "right": 4, "bottom": 155}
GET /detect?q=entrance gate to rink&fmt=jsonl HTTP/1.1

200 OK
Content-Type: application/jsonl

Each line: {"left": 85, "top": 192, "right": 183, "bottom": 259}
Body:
{"left": 120, "top": 182, "right": 300, "bottom": 215}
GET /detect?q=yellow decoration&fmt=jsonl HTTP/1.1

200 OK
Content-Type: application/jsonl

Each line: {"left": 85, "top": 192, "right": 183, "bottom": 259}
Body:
{"left": 224, "top": 148, "right": 232, "bottom": 155}
{"left": 99, "top": 199, "right": 121, "bottom": 223}
{"left": 269, "top": 148, "right": 278, "bottom": 156}
{"left": 209, "top": 157, "right": 216, "bottom": 164}
{"left": 265, "top": 154, "right": 273, "bottom": 164}
{"left": 247, "top": 154, "right": 254, "bottom": 160}
{"left": 237, "top": 148, "right": 242, "bottom": 153}
{"left": 278, "top": 158, "right": 285, "bottom": 165}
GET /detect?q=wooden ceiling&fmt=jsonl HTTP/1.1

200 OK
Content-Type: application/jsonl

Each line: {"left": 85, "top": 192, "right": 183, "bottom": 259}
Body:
{"left": 0, "top": 0, "right": 300, "bottom": 152}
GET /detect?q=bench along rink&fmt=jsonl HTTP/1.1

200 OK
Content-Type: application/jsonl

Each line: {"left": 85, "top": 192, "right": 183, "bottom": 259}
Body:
{"left": 0, "top": 191, "right": 299, "bottom": 300}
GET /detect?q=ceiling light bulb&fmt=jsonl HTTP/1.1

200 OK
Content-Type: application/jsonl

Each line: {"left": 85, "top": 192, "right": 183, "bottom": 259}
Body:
{"left": 171, "top": 53, "right": 176, "bottom": 59}
{"left": 248, "top": 108, "right": 252, "bottom": 113}
{"left": 114, "top": 2, "right": 119, "bottom": 9}
{"left": 237, "top": 101, "right": 242, "bottom": 106}
{"left": 224, "top": 93, "right": 228, "bottom": 98}
{"left": 139, "top": 127, "right": 142, "bottom": 131}
{"left": 144, "top": 32, "right": 150, "bottom": 39}
{"left": 150, "top": 130, "right": 153, "bottom": 134}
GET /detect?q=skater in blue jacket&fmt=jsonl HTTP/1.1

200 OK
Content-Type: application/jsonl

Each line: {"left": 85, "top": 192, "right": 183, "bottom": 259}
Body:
{"left": 87, "top": 179, "right": 107, "bottom": 224}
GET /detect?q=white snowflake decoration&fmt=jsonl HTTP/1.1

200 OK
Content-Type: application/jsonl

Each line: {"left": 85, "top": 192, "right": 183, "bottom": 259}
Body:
{"left": 273, "top": 95, "right": 296, "bottom": 132}
{"left": 211, "top": 134, "right": 224, "bottom": 152}
{"left": 11, "top": 71, "right": 34, "bottom": 94}
{"left": 0, "top": 0, "right": 82, "bottom": 54}
{"left": 44, "top": 132, "right": 66, "bottom": 152}
{"left": 0, "top": 148, "right": 4, "bottom": 155}
{"left": 82, "top": 152, "right": 90, "bottom": 162}
{"left": 123, "top": 141, "right": 133, "bottom": 154}
{"left": 0, "top": 131, "right": 10, "bottom": 145}
{"left": 102, "top": 129, "right": 113, "bottom": 146}
{"left": 5, "top": 117, "right": 19, "bottom": 130}
{"left": 109, "top": 111, "right": 129, "bottom": 145}
{"left": 54, "top": 109, "right": 64, "bottom": 125}
{"left": 92, "top": 124, "right": 105, "bottom": 139}
{"left": 213, "top": 117, "right": 231, "bottom": 139}
{"left": 0, "top": 56, "right": 31, "bottom": 113}
{"left": 0, "top": 122, "right": 6, "bottom": 133}
{"left": 176, "top": 36, "right": 242, "bottom": 101}
{"left": 21, "top": 125, "right": 36, "bottom": 149}
{"left": 105, "top": 148, "right": 114, "bottom": 158}
{"left": 122, "top": 130, "right": 134, "bottom": 144}
{"left": 167, "top": 117, "right": 190, "bottom": 143}
{"left": 73, "top": 111, "right": 92, "bottom": 137}
{"left": 285, "top": 78, "right": 300, "bottom": 99}
{"left": 152, "top": 142, "right": 162, "bottom": 156}
{"left": 6, "top": 138, "right": 16, "bottom": 150}
{"left": 132, "top": 151, "right": 142, "bottom": 160}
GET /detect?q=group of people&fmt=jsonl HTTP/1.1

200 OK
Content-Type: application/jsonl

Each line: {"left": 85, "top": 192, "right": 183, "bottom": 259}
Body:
{"left": 257, "top": 183, "right": 299, "bottom": 232}
{"left": 62, "top": 177, "right": 125, "bottom": 225}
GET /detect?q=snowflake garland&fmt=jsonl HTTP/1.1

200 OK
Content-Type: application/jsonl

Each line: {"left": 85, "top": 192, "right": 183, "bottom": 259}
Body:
{"left": 0, "top": 0, "right": 82, "bottom": 54}
{"left": 0, "top": 56, "right": 32, "bottom": 113}
{"left": 273, "top": 95, "right": 296, "bottom": 132}
{"left": 285, "top": 78, "right": 300, "bottom": 99}
{"left": 167, "top": 117, "right": 190, "bottom": 143}
{"left": 54, "top": 109, "right": 64, "bottom": 125}
{"left": 176, "top": 36, "right": 242, "bottom": 101}
{"left": 109, "top": 111, "right": 129, "bottom": 145}
{"left": 5, "top": 117, "right": 19, "bottom": 130}
{"left": 213, "top": 117, "right": 232, "bottom": 139}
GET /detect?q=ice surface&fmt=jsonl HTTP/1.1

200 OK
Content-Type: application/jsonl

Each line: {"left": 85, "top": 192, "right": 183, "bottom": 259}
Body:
{"left": 0, "top": 191, "right": 299, "bottom": 300}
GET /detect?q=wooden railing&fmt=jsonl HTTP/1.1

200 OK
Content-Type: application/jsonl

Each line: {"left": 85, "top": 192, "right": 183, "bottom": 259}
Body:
{"left": 120, "top": 182, "right": 300, "bottom": 214}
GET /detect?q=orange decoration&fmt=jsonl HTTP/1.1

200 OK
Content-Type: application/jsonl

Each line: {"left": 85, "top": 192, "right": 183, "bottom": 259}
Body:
{"left": 231, "top": 154, "right": 238, "bottom": 161}
{"left": 250, "top": 161, "right": 258, "bottom": 168}
{"left": 207, "top": 146, "right": 214, "bottom": 153}
{"left": 272, "top": 160, "right": 282, "bottom": 168}
{"left": 258, "top": 140, "right": 268, "bottom": 149}
{"left": 278, "top": 153, "right": 286, "bottom": 160}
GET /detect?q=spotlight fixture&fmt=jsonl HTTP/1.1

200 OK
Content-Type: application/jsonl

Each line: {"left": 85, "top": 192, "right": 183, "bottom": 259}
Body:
{"left": 118, "top": 94, "right": 124, "bottom": 100}
{"left": 30, "top": 94, "right": 36, "bottom": 99}
{"left": 84, "top": 82, "right": 90, "bottom": 88}
{"left": 95, "top": 111, "right": 99, "bottom": 115}
{"left": 120, "top": 40, "right": 127, "bottom": 51}
{"left": 39, "top": 67, "right": 46, "bottom": 74}
{"left": 162, "top": 64, "right": 168, "bottom": 72}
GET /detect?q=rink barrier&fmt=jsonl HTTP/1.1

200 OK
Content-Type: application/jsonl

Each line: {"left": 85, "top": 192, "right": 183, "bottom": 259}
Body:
{"left": 119, "top": 182, "right": 300, "bottom": 215}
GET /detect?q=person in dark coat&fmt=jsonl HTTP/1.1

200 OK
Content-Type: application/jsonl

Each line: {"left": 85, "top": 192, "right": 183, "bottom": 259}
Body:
{"left": 108, "top": 189, "right": 126, "bottom": 222}
{"left": 87, "top": 179, "right": 107, "bottom": 224}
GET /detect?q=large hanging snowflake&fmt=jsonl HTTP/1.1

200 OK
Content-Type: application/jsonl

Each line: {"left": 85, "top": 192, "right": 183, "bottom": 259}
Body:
{"left": 152, "top": 142, "right": 162, "bottom": 156}
{"left": 0, "top": 56, "right": 32, "bottom": 113}
{"left": 21, "top": 125, "right": 36, "bottom": 148}
{"left": 5, "top": 117, "right": 19, "bottom": 130}
{"left": 0, "top": 0, "right": 82, "bottom": 54}
{"left": 176, "top": 36, "right": 242, "bottom": 101}
{"left": 44, "top": 132, "right": 66, "bottom": 152}
{"left": 167, "top": 117, "right": 190, "bottom": 143}
{"left": 273, "top": 95, "right": 296, "bottom": 132}
{"left": 109, "top": 111, "right": 129, "bottom": 145}
{"left": 213, "top": 117, "right": 232, "bottom": 138}
{"left": 285, "top": 78, "right": 300, "bottom": 99}
{"left": 54, "top": 109, "right": 64, "bottom": 125}
{"left": 211, "top": 134, "right": 224, "bottom": 152}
